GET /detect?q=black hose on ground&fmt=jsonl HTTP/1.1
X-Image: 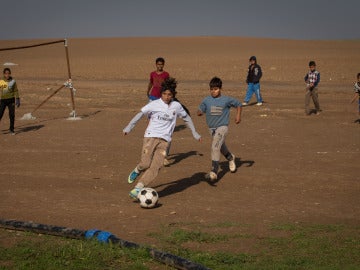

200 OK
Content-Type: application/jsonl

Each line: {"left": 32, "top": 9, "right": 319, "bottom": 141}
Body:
{"left": 0, "top": 218, "right": 210, "bottom": 270}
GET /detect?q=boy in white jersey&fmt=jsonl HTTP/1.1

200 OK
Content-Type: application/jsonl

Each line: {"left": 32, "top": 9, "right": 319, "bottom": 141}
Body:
{"left": 123, "top": 77, "right": 201, "bottom": 199}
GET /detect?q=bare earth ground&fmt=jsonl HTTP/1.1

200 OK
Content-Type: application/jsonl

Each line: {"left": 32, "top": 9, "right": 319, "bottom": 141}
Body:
{"left": 0, "top": 37, "right": 359, "bottom": 253}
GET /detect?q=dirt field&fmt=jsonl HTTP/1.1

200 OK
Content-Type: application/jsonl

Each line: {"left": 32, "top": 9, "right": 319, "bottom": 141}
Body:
{"left": 0, "top": 37, "right": 359, "bottom": 249}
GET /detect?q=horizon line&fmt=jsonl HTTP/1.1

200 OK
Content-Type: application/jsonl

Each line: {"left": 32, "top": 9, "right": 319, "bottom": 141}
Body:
{"left": 1, "top": 35, "right": 359, "bottom": 43}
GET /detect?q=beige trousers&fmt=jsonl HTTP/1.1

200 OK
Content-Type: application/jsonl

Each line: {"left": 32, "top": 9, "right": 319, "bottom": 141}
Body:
{"left": 136, "top": 137, "right": 168, "bottom": 187}
{"left": 305, "top": 87, "right": 320, "bottom": 114}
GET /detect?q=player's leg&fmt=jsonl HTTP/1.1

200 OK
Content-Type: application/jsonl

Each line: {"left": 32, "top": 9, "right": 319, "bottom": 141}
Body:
{"left": 8, "top": 98, "right": 15, "bottom": 134}
{"left": 218, "top": 126, "right": 236, "bottom": 172}
{"left": 312, "top": 88, "right": 320, "bottom": 113}
{"left": 128, "top": 137, "right": 157, "bottom": 184}
{"left": 0, "top": 99, "right": 6, "bottom": 122}
{"left": 163, "top": 141, "right": 172, "bottom": 166}
{"left": 243, "top": 83, "right": 254, "bottom": 105}
{"left": 130, "top": 139, "right": 168, "bottom": 198}
{"left": 220, "top": 144, "right": 236, "bottom": 173}
{"left": 207, "top": 127, "right": 227, "bottom": 180}
{"left": 254, "top": 83, "right": 263, "bottom": 105}
{"left": 305, "top": 90, "right": 312, "bottom": 115}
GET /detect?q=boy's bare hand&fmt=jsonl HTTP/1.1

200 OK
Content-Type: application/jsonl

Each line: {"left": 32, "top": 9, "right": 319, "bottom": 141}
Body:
{"left": 235, "top": 117, "right": 241, "bottom": 124}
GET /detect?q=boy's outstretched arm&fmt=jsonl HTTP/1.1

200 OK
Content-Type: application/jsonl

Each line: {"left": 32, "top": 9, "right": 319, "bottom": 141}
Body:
{"left": 235, "top": 106, "right": 242, "bottom": 124}
{"left": 182, "top": 114, "right": 201, "bottom": 142}
{"left": 123, "top": 112, "right": 144, "bottom": 135}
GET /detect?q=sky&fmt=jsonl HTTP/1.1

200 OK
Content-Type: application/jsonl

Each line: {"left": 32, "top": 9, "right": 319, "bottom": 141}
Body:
{"left": 1, "top": 0, "right": 359, "bottom": 40}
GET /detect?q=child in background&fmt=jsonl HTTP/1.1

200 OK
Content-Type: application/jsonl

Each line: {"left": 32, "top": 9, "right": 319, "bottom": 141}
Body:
{"left": 147, "top": 57, "right": 170, "bottom": 101}
{"left": 242, "top": 56, "right": 263, "bottom": 106}
{"left": 198, "top": 77, "right": 242, "bottom": 181}
{"left": 304, "top": 61, "right": 321, "bottom": 115}
{"left": 146, "top": 57, "right": 190, "bottom": 165}
{"left": 350, "top": 72, "right": 360, "bottom": 118}
{"left": 0, "top": 68, "right": 20, "bottom": 135}
{"left": 124, "top": 77, "right": 201, "bottom": 199}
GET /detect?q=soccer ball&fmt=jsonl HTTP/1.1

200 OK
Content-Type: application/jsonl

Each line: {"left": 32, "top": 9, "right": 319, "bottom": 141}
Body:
{"left": 138, "top": 188, "right": 159, "bottom": 208}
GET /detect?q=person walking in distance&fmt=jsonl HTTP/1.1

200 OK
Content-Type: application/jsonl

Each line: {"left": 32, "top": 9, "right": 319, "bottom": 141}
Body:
{"left": 242, "top": 56, "right": 263, "bottom": 106}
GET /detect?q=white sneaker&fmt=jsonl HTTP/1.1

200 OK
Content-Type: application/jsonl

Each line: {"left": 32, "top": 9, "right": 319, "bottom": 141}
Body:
{"left": 242, "top": 102, "right": 248, "bottom": 106}
{"left": 229, "top": 154, "right": 236, "bottom": 172}
{"left": 256, "top": 102, "right": 263, "bottom": 106}
{"left": 205, "top": 171, "right": 217, "bottom": 181}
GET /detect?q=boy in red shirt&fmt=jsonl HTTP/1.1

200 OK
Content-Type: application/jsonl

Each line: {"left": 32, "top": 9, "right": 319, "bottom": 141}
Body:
{"left": 147, "top": 57, "right": 170, "bottom": 101}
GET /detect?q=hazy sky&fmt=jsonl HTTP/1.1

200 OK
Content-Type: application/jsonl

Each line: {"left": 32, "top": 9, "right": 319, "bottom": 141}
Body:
{"left": 2, "top": 0, "right": 359, "bottom": 40}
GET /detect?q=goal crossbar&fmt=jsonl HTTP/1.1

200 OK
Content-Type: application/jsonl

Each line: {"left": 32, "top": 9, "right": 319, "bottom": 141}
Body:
{"left": 0, "top": 39, "right": 78, "bottom": 120}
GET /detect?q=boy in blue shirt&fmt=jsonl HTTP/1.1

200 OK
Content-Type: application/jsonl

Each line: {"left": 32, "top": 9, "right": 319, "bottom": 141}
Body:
{"left": 198, "top": 77, "right": 242, "bottom": 181}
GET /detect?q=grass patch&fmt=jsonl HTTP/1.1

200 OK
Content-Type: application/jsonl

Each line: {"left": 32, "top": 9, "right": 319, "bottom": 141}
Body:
{"left": 149, "top": 222, "right": 360, "bottom": 270}
{"left": 1, "top": 222, "right": 360, "bottom": 270}
{"left": 0, "top": 230, "right": 163, "bottom": 270}
{"left": 149, "top": 228, "right": 229, "bottom": 245}
{"left": 257, "top": 223, "right": 360, "bottom": 269}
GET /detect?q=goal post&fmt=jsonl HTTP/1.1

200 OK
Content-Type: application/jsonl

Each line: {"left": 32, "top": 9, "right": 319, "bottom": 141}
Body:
{"left": 0, "top": 39, "right": 78, "bottom": 120}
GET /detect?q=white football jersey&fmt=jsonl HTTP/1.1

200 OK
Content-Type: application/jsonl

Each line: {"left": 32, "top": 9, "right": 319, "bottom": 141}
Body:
{"left": 141, "top": 98, "right": 187, "bottom": 142}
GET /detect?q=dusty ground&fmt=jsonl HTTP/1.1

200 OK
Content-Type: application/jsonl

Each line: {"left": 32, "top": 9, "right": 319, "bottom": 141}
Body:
{"left": 0, "top": 37, "right": 359, "bottom": 250}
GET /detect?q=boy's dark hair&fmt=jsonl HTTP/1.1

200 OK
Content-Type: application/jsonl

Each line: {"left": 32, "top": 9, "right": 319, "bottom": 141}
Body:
{"left": 357, "top": 73, "right": 360, "bottom": 79}
{"left": 309, "top": 61, "right": 316, "bottom": 67}
{"left": 156, "top": 57, "right": 165, "bottom": 64}
{"left": 160, "top": 77, "right": 177, "bottom": 95}
{"left": 3, "top": 68, "right": 11, "bottom": 74}
{"left": 209, "top": 77, "right": 222, "bottom": 89}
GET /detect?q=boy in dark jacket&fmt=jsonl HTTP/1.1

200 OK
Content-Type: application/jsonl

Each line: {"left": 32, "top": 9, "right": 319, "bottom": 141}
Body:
{"left": 242, "top": 56, "right": 263, "bottom": 106}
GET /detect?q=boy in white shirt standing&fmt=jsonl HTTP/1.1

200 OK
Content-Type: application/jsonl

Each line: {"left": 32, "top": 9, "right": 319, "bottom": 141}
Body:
{"left": 123, "top": 77, "right": 201, "bottom": 199}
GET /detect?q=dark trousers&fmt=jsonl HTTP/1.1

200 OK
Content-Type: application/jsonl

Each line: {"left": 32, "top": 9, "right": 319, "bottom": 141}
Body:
{"left": 0, "top": 98, "right": 15, "bottom": 132}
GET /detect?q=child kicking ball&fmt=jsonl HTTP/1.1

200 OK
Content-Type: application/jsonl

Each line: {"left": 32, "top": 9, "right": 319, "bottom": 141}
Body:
{"left": 123, "top": 77, "right": 201, "bottom": 199}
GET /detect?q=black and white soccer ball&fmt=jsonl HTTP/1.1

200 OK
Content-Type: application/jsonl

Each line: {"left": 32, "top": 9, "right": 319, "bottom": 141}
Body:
{"left": 138, "top": 188, "right": 159, "bottom": 208}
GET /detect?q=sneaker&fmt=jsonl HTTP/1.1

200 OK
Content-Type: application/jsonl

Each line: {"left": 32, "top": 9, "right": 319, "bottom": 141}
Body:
{"left": 205, "top": 171, "right": 217, "bottom": 181}
{"left": 242, "top": 102, "right": 248, "bottom": 106}
{"left": 10, "top": 131, "right": 15, "bottom": 135}
{"left": 129, "top": 187, "right": 142, "bottom": 199}
{"left": 256, "top": 102, "right": 263, "bottom": 106}
{"left": 229, "top": 154, "right": 236, "bottom": 172}
{"left": 128, "top": 168, "right": 139, "bottom": 184}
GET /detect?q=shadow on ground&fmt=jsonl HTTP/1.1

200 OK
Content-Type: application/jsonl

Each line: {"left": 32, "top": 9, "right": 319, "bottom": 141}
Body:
{"left": 16, "top": 125, "right": 45, "bottom": 134}
{"left": 166, "top": 151, "right": 203, "bottom": 167}
{"left": 210, "top": 158, "right": 255, "bottom": 185}
{"left": 154, "top": 172, "right": 208, "bottom": 198}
